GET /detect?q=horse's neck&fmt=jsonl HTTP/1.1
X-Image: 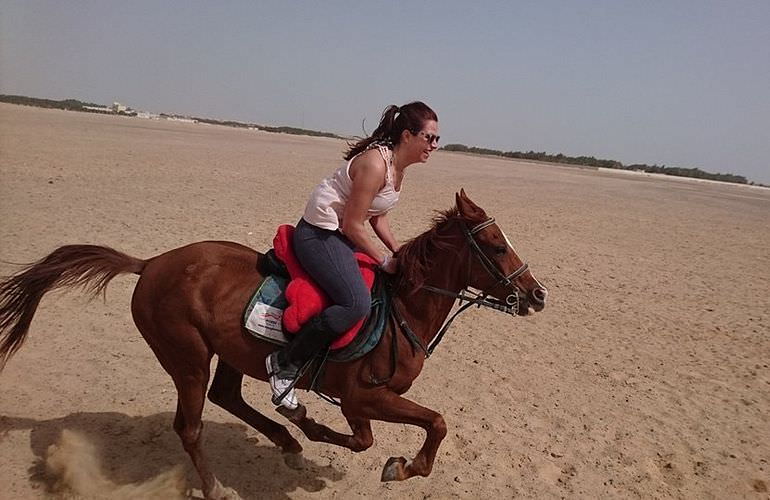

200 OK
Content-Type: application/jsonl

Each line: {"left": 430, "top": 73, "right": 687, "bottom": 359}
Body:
{"left": 396, "top": 250, "right": 467, "bottom": 346}
{"left": 396, "top": 291, "right": 456, "bottom": 346}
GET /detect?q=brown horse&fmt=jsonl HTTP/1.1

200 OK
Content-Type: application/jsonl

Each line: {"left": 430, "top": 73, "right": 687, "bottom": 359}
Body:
{"left": 0, "top": 190, "right": 546, "bottom": 499}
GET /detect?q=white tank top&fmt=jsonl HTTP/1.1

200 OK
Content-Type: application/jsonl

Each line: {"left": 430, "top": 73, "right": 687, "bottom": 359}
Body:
{"left": 302, "top": 144, "right": 400, "bottom": 231}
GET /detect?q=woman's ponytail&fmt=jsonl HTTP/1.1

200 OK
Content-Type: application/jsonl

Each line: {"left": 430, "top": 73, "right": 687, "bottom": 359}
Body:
{"left": 344, "top": 102, "right": 437, "bottom": 160}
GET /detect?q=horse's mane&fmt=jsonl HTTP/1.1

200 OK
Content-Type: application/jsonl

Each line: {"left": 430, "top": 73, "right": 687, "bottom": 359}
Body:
{"left": 396, "top": 205, "right": 465, "bottom": 292}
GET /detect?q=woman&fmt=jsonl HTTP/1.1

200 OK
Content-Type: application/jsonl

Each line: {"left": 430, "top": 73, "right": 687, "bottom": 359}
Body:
{"left": 266, "top": 101, "right": 440, "bottom": 409}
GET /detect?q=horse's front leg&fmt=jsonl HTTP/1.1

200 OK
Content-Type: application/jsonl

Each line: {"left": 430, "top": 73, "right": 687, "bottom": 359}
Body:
{"left": 350, "top": 389, "right": 447, "bottom": 481}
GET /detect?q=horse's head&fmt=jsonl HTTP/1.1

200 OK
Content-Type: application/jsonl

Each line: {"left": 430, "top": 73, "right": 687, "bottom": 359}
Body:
{"left": 455, "top": 189, "right": 547, "bottom": 315}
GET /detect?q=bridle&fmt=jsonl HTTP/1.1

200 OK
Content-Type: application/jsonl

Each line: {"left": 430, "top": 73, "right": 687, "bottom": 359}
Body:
{"left": 424, "top": 217, "right": 528, "bottom": 315}
{"left": 392, "top": 217, "right": 530, "bottom": 358}
{"left": 460, "top": 217, "right": 529, "bottom": 308}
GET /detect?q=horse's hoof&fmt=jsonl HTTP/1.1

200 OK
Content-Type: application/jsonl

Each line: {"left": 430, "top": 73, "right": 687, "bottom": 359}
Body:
{"left": 206, "top": 481, "right": 242, "bottom": 500}
{"left": 281, "top": 440, "right": 303, "bottom": 455}
{"left": 381, "top": 456, "right": 408, "bottom": 482}
{"left": 276, "top": 403, "right": 306, "bottom": 421}
{"left": 219, "top": 487, "right": 242, "bottom": 500}
{"left": 283, "top": 451, "right": 307, "bottom": 470}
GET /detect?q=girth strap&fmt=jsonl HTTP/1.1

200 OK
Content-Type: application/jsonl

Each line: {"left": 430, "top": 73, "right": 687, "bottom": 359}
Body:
{"left": 368, "top": 312, "right": 398, "bottom": 385}
{"left": 391, "top": 302, "right": 430, "bottom": 358}
{"left": 365, "top": 301, "right": 430, "bottom": 387}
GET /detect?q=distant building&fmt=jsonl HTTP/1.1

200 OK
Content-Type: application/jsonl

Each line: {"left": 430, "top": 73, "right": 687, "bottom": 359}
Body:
{"left": 112, "top": 102, "right": 127, "bottom": 113}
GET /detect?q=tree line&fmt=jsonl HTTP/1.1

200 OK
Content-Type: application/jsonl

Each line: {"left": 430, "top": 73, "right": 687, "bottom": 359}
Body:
{"left": 441, "top": 144, "right": 751, "bottom": 185}
{"left": 1, "top": 94, "right": 102, "bottom": 112}
{"left": 1, "top": 94, "right": 759, "bottom": 186}
{"left": 0, "top": 94, "right": 344, "bottom": 139}
{"left": 191, "top": 116, "right": 343, "bottom": 139}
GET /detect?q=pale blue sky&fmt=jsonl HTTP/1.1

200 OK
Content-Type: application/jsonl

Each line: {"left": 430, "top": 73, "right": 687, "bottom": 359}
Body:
{"left": 2, "top": 1, "right": 769, "bottom": 182}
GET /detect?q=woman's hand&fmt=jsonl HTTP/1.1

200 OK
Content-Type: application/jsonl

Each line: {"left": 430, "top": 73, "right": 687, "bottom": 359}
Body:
{"left": 380, "top": 255, "right": 398, "bottom": 274}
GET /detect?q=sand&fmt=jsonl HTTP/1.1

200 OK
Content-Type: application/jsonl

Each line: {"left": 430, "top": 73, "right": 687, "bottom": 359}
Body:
{"left": 0, "top": 103, "right": 768, "bottom": 499}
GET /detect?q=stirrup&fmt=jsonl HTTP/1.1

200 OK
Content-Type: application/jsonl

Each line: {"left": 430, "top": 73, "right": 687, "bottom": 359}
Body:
{"left": 265, "top": 354, "right": 299, "bottom": 410}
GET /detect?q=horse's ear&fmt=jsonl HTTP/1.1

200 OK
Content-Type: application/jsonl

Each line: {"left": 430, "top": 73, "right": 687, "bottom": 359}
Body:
{"left": 456, "top": 189, "right": 485, "bottom": 219}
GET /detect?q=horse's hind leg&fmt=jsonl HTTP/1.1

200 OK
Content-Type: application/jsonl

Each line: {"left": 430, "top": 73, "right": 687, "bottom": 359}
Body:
{"left": 207, "top": 359, "right": 302, "bottom": 454}
{"left": 172, "top": 365, "right": 240, "bottom": 500}
{"left": 140, "top": 322, "right": 236, "bottom": 500}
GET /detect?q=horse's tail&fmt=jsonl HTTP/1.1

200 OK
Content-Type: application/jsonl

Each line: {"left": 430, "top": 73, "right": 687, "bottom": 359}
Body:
{"left": 0, "top": 245, "right": 146, "bottom": 369}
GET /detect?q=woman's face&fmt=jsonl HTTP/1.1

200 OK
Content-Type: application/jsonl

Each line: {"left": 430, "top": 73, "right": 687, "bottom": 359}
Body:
{"left": 402, "top": 120, "right": 439, "bottom": 165}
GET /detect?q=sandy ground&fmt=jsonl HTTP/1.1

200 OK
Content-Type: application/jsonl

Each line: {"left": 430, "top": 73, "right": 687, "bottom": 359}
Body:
{"left": 0, "top": 103, "right": 768, "bottom": 499}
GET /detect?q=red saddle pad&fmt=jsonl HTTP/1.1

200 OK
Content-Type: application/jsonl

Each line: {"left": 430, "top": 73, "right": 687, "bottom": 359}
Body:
{"left": 272, "top": 224, "right": 378, "bottom": 350}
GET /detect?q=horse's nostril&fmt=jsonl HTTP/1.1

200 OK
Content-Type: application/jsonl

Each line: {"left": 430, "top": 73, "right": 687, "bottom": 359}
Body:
{"left": 532, "top": 287, "right": 547, "bottom": 304}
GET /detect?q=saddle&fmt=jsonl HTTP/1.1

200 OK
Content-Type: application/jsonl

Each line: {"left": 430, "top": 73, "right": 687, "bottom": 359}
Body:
{"left": 245, "top": 225, "right": 391, "bottom": 363}
{"left": 273, "top": 224, "right": 377, "bottom": 348}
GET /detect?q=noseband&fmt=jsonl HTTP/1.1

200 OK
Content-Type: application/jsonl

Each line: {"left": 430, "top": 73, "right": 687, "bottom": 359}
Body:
{"left": 393, "top": 217, "right": 530, "bottom": 358}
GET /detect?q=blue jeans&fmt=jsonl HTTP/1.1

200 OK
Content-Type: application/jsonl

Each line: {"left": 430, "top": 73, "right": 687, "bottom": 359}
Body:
{"left": 292, "top": 218, "right": 371, "bottom": 334}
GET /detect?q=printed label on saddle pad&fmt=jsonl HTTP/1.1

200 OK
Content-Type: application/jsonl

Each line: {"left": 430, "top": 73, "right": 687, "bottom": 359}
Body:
{"left": 245, "top": 303, "right": 290, "bottom": 344}
{"left": 243, "top": 274, "right": 291, "bottom": 345}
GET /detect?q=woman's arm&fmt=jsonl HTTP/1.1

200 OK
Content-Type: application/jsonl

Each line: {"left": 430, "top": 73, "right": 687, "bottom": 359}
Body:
{"left": 340, "top": 151, "right": 390, "bottom": 264}
{"left": 369, "top": 213, "right": 401, "bottom": 253}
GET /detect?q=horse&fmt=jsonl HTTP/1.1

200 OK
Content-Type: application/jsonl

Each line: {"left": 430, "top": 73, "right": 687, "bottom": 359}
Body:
{"left": 0, "top": 189, "right": 547, "bottom": 499}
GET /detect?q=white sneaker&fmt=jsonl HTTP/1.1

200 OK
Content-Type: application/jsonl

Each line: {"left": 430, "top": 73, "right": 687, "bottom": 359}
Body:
{"left": 265, "top": 354, "right": 299, "bottom": 410}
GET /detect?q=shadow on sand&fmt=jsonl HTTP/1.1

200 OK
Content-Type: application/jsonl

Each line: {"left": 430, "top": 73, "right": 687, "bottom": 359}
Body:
{"left": 1, "top": 411, "right": 345, "bottom": 499}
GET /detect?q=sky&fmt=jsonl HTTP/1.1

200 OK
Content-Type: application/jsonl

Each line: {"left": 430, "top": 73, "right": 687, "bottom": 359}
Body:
{"left": 2, "top": 1, "right": 769, "bottom": 183}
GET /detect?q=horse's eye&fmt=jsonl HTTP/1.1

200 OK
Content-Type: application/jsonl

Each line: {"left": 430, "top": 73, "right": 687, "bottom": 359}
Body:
{"left": 494, "top": 246, "right": 507, "bottom": 255}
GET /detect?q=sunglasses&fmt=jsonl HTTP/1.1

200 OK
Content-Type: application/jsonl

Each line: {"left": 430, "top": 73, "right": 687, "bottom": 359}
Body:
{"left": 414, "top": 130, "right": 440, "bottom": 145}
